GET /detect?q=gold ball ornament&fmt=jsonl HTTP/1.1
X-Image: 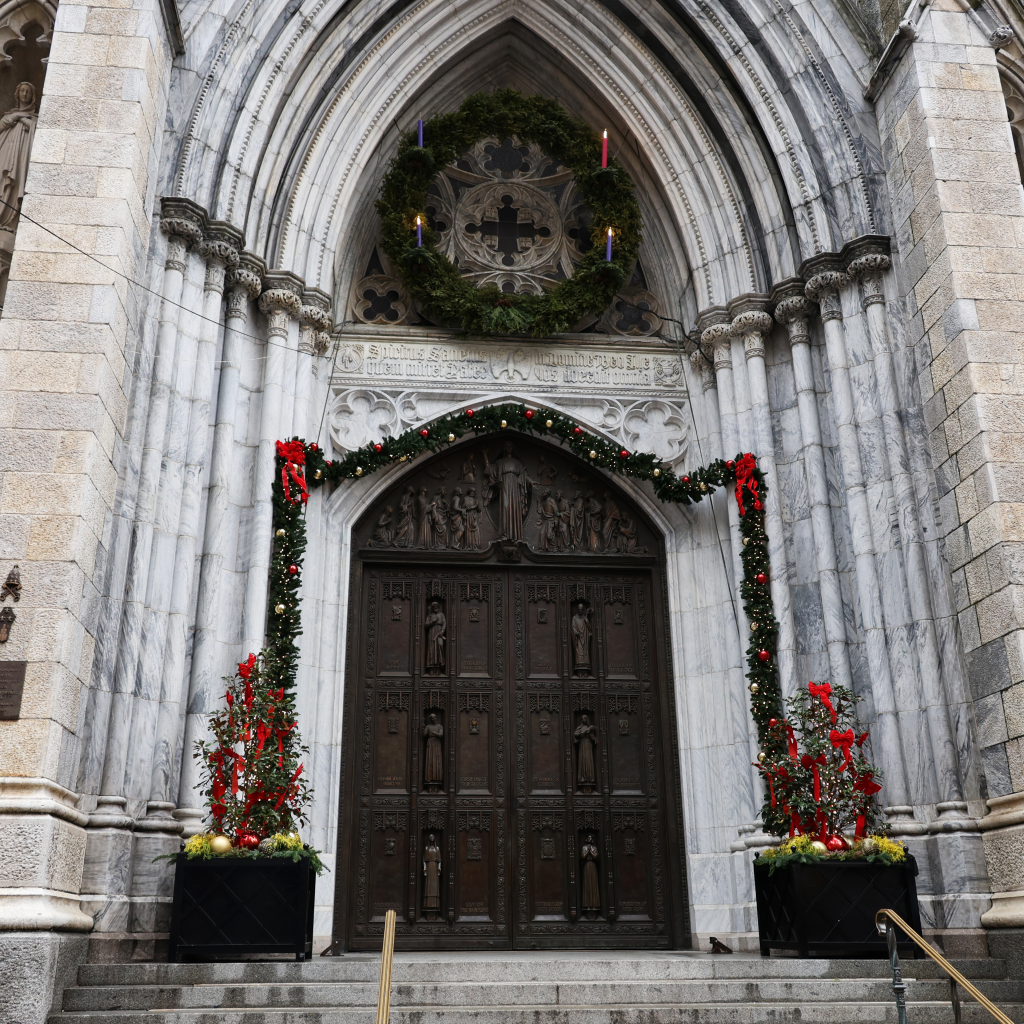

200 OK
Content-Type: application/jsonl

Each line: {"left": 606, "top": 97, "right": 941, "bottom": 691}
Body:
{"left": 355, "top": 466, "right": 363, "bottom": 476}
{"left": 275, "top": 528, "right": 286, "bottom": 538}
{"left": 210, "top": 835, "right": 232, "bottom": 855}
{"left": 860, "top": 838, "right": 876, "bottom": 855}
{"left": 448, "top": 433, "right": 455, "bottom": 442}
{"left": 653, "top": 469, "right": 661, "bottom": 477}
{"left": 750, "top": 622, "right": 757, "bottom": 631}
{"left": 743, "top": 537, "right": 749, "bottom": 546}
{"left": 501, "top": 420, "right": 508, "bottom": 429}
{"left": 757, "top": 752, "right": 766, "bottom": 763}
{"left": 399, "top": 455, "right": 407, "bottom": 462}
{"left": 275, "top": 603, "right": 285, "bottom": 614}
{"left": 314, "top": 469, "right": 322, "bottom": 479}
{"left": 589, "top": 450, "right": 597, "bottom": 459}
{"left": 749, "top": 683, "right": 759, "bottom": 693}
{"left": 810, "top": 840, "right": 828, "bottom": 854}
{"left": 545, "top": 419, "right": 553, "bottom": 428}
{"left": 700, "top": 482, "right": 707, "bottom": 492}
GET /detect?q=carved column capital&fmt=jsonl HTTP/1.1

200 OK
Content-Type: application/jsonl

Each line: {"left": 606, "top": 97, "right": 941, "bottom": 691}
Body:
{"left": 730, "top": 310, "right": 772, "bottom": 361}
{"left": 846, "top": 253, "right": 890, "bottom": 308}
{"left": 804, "top": 272, "right": 847, "bottom": 321}
{"left": 259, "top": 288, "right": 302, "bottom": 337}
{"left": 700, "top": 322, "right": 732, "bottom": 350}
{"left": 689, "top": 349, "right": 717, "bottom": 392}
{"left": 225, "top": 255, "right": 264, "bottom": 322}
{"left": 160, "top": 216, "right": 202, "bottom": 272}
{"left": 772, "top": 296, "right": 813, "bottom": 345}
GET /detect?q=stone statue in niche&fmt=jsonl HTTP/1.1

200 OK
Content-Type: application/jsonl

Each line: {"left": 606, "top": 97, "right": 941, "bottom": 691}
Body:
{"left": 0, "top": 83, "right": 38, "bottom": 239}
{"left": 574, "top": 714, "right": 597, "bottom": 791}
{"left": 423, "top": 712, "right": 444, "bottom": 789}
{"left": 367, "top": 507, "right": 393, "bottom": 547}
{"left": 581, "top": 833, "right": 600, "bottom": 916}
{"left": 395, "top": 488, "right": 415, "bottom": 547}
{"left": 425, "top": 601, "right": 446, "bottom": 673}
{"left": 484, "top": 443, "right": 532, "bottom": 541}
{"left": 571, "top": 602, "right": 592, "bottom": 675}
{"left": 423, "top": 833, "right": 442, "bottom": 912}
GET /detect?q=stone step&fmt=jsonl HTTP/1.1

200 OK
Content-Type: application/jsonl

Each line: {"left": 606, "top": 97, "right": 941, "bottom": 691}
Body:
{"left": 72, "top": 955, "right": 1012, "bottom": 987}
{"left": 59, "top": 977, "right": 1024, "bottom": 1012}
{"left": 45, "top": 1000, "right": 1024, "bottom": 1024}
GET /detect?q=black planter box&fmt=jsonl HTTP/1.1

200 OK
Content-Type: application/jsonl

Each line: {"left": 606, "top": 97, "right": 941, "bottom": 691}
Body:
{"left": 168, "top": 853, "right": 316, "bottom": 961}
{"left": 754, "top": 855, "right": 922, "bottom": 958}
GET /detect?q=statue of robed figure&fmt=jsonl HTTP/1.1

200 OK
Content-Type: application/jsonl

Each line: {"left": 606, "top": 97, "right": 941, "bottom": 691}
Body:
{"left": 423, "top": 833, "right": 442, "bottom": 911}
{"left": 571, "top": 603, "right": 592, "bottom": 675}
{"left": 425, "top": 601, "right": 446, "bottom": 673}
{"left": 574, "top": 714, "right": 597, "bottom": 790}
{"left": 581, "top": 833, "right": 600, "bottom": 915}
{"left": 0, "top": 83, "right": 38, "bottom": 239}
{"left": 484, "top": 442, "right": 531, "bottom": 541}
{"left": 423, "top": 712, "right": 444, "bottom": 789}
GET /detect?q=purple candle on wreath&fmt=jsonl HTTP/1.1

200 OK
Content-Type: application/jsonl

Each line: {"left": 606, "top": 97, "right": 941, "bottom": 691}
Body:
{"left": 601, "top": 129, "right": 608, "bottom": 168}
{"left": 417, "top": 119, "right": 423, "bottom": 147}
{"left": 605, "top": 226, "right": 612, "bottom": 261}
{"left": 416, "top": 215, "right": 423, "bottom": 247}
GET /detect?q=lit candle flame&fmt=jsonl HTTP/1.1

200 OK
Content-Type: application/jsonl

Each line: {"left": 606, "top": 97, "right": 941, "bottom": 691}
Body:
{"left": 603, "top": 129, "right": 607, "bottom": 139}
{"left": 415, "top": 215, "right": 422, "bottom": 226}
{"left": 607, "top": 226, "right": 613, "bottom": 237}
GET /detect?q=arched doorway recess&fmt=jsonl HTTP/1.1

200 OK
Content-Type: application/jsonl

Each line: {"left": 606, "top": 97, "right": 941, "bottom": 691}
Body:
{"left": 332, "top": 433, "right": 688, "bottom": 950}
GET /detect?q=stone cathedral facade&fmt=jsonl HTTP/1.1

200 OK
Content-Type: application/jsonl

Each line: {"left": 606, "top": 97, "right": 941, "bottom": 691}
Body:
{"left": 4, "top": 0, "right": 1024, "bottom": 1016}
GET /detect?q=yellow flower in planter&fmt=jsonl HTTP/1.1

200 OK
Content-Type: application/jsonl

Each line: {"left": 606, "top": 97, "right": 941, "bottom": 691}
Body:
{"left": 184, "top": 833, "right": 214, "bottom": 858}
{"left": 273, "top": 832, "right": 303, "bottom": 851}
{"left": 865, "top": 835, "right": 906, "bottom": 862}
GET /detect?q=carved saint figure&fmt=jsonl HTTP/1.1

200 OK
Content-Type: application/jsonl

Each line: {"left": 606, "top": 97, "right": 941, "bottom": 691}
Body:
{"left": 461, "top": 453, "right": 477, "bottom": 482}
{"left": 618, "top": 516, "right": 638, "bottom": 553}
{"left": 423, "top": 712, "right": 445, "bottom": 788}
{"left": 555, "top": 491, "right": 571, "bottom": 551}
{"left": 395, "top": 487, "right": 415, "bottom": 547}
{"left": 423, "top": 833, "right": 442, "bottom": 910}
{"left": 462, "top": 488, "right": 481, "bottom": 549}
{"left": 602, "top": 492, "right": 622, "bottom": 551}
{"left": 571, "top": 602, "right": 592, "bottom": 675}
{"left": 570, "top": 491, "right": 585, "bottom": 549}
{"left": 425, "top": 601, "right": 446, "bottom": 673}
{"left": 581, "top": 833, "right": 600, "bottom": 913}
{"left": 538, "top": 489, "right": 559, "bottom": 551}
{"left": 449, "top": 488, "right": 465, "bottom": 549}
{"left": 416, "top": 486, "right": 432, "bottom": 547}
{"left": 430, "top": 488, "right": 449, "bottom": 548}
{"left": 574, "top": 714, "right": 597, "bottom": 789}
{"left": 368, "top": 507, "right": 393, "bottom": 547}
{"left": 484, "top": 443, "right": 531, "bottom": 541}
{"left": 0, "top": 83, "right": 38, "bottom": 236}
{"left": 585, "top": 493, "right": 603, "bottom": 552}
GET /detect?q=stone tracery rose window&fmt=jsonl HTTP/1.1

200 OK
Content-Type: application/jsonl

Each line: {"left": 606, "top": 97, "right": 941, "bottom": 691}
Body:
{"left": 351, "top": 136, "right": 661, "bottom": 336}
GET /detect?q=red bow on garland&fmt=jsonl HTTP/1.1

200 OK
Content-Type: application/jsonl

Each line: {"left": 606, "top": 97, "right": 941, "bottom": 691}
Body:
{"left": 808, "top": 681, "right": 837, "bottom": 723}
{"left": 734, "top": 453, "right": 758, "bottom": 515}
{"left": 829, "top": 728, "right": 856, "bottom": 771}
{"left": 276, "top": 440, "right": 309, "bottom": 505}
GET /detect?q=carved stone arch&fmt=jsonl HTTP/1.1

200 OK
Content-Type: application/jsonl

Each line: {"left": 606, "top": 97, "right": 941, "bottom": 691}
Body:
{"left": 1000, "top": 63, "right": 1024, "bottom": 188}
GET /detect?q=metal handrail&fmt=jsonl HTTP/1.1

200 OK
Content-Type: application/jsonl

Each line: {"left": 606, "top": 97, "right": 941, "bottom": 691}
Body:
{"left": 876, "top": 909, "right": 1015, "bottom": 1024}
{"left": 375, "top": 908, "right": 397, "bottom": 1024}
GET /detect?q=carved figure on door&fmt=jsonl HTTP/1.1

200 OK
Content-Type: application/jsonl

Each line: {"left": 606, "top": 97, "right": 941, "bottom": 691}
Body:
{"left": 430, "top": 489, "right": 449, "bottom": 548}
{"left": 581, "top": 834, "right": 600, "bottom": 916}
{"left": 556, "top": 491, "right": 571, "bottom": 550}
{"left": 423, "top": 712, "right": 444, "bottom": 788}
{"left": 602, "top": 492, "right": 622, "bottom": 550}
{"left": 484, "top": 443, "right": 531, "bottom": 541}
{"left": 571, "top": 602, "right": 592, "bottom": 675}
{"left": 423, "top": 833, "right": 442, "bottom": 911}
{"left": 449, "top": 488, "right": 465, "bottom": 549}
{"left": 569, "top": 491, "right": 585, "bottom": 549}
{"left": 538, "top": 490, "right": 559, "bottom": 551}
{"left": 425, "top": 601, "right": 446, "bottom": 673}
{"left": 368, "top": 507, "right": 393, "bottom": 547}
{"left": 574, "top": 714, "right": 597, "bottom": 790}
{"left": 585, "top": 493, "right": 603, "bottom": 551}
{"left": 416, "top": 486, "right": 432, "bottom": 547}
{"left": 395, "top": 487, "right": 415, "bottom": 547}
{"left": 462, "top": 489, "right": 482, "bottom": 549}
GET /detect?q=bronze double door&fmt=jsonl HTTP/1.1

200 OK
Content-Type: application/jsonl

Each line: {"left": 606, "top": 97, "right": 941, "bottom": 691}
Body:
{"left": 335, "top": 564, "right": 686, "bottom": 950}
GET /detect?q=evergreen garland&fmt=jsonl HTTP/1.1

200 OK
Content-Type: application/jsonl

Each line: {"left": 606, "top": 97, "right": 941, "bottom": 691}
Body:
{"left": 377, "top": 90, "right": 642, "bottom": 337}
{"left": 270, "top": 404, "right": 785, "bottom": 758}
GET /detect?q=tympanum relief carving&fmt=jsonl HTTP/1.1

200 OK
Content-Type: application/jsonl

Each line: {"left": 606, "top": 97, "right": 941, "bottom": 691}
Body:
{"left": 354, "top": 437, "right": 653, "bottom": 556}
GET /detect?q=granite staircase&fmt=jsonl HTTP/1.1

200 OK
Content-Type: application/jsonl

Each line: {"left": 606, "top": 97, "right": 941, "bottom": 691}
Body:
{"left": 50, "top": 951, "right": 1024, "bottom": 1023}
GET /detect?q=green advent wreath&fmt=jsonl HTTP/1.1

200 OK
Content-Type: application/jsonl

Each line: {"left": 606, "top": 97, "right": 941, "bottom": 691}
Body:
{"left": 376, "top": 90, "right": 642, "bottom": 337}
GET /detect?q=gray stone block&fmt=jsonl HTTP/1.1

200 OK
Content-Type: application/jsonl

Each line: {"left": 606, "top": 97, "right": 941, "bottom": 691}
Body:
{"left": 967, "top": 637, "right": 1012, "bottom": 700}
{"left": 0, "top": 930, "right": 86, "bottom": 1024}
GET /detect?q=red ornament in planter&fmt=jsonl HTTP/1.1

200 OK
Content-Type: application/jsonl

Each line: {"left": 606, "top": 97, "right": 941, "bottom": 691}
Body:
{"left": 826, "top": 835, "right": 848, "bottom": 852}
{"left": 374, "top": 444, "right": 382, "bottom": 453}
{"left": 756, "top": 572, "right": 768, "bottom": 585}
{"left": 525, "top": 409, "right": 534, "bottom": 420}
{"left": 465, "top": 409, "right": 474, "bottom": 418}
{"left": 288, "top": 565, "right": 298, "bottom": 575}
{"left": 420, "top": 429, "right": 429, "bottom": 438}
{"left": 236, "top": 832, "right": 259, "bottom": 850}
{"left": 758, "top": 649, "right": 770, "bottom": 662}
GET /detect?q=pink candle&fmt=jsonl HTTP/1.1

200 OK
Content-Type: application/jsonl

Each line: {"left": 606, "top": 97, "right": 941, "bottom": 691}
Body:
{"left": 416, "top": 215, "right": 423, "bottom": 247}
{"left": 605, "top": 226, "right": 612, "bottom": 261}
{"left": 601, "top": 129, "right": 608, "bottom": 168}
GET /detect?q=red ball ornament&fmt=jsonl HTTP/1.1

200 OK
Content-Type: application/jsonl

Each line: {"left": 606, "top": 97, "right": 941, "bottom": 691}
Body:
{"left": 288, "top": 564, "right": 298, "bottom": 575}
{"left": 236, "top": 832, "right": 259, "bottom": 850}
{"left": 758, "top": 649, "right": 770, "bottom": 662}
{"left": 309, "top": 443, "right": 318, "bottom": 451}
{"left": 573, "top": 427, "right": 582, "bottom": 436}
{"left": 726, "top": 459, "right": 736, "bottom": 470}
{"left": 682, "top": 476, "right": 690, "bottom": 483}
{"left": 754, "top": 500, "right": 763, "bottom": 511}
{"left": 769, "top": 718, "right": 777, "bottom": 727}
{"left": 465, "top": 409, "right": 474, "bottom": 418}
{"left": 756, "top": 572, "right": 767, "bottom": 585}
{"left": 525, "top": 409, "right": 534, "bottom": 420}
{"left": 620, "top": 450, "right": 629, "bottom": 459}
{"left": 420, "top": 429, "right": 429, "bottom": 438}
{"left": 826, "top": 835, "right": 848, "bottom": 852}
{"left": 374, "top": 443, "right": 383, "bottom": 453}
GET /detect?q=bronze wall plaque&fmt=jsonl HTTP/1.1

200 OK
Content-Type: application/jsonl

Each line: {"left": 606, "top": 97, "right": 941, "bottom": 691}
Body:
{"left": 0, "top": 660, "right": 27, "bottom": 720}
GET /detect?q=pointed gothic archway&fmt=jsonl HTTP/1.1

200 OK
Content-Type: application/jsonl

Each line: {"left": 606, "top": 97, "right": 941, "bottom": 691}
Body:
{"left": 332, "top": 432, "right": 688, "bottom": 950}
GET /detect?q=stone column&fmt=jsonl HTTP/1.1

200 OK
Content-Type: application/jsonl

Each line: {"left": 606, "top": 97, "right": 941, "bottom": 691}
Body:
{"left": 296, "top": 289, "right": 331, "bottom": 440}
{"left": 772, "top": 285, "right": 854, "bottom": 693}
{"left": 730, "top": 298, "right": 797, "bottom": 699}
{"left": 690, "top": 348, "right": 722, "bottom": 459}
{"left": 243, "top": 276, "right": 302, "bottom": 653}
{"left": 178, "top": 253, "right": 264, "bottom": 835}
{"left": 804, "top": 267, "right": 911, "bottom": 807}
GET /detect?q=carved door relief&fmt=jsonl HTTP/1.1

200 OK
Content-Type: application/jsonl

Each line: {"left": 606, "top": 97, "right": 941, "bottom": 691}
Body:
{"left": 336, "top": 438, "right": 685, "bottom": 951}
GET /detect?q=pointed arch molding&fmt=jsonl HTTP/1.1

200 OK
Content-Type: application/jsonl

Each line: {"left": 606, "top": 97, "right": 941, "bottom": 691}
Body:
{"left": 171, "top": 0, "right": 880, "bottom": 306}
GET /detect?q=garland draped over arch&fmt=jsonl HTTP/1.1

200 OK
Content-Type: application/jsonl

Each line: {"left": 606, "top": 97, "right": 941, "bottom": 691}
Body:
{"left": 266, "top": 403, "right": 784, "bottom": 761}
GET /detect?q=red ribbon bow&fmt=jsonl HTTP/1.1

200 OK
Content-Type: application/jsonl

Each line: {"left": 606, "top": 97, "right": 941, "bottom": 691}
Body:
{"left": 853, "top": 771, "right": 882, "bottom": 797}
{"left": 830, "top": 728, "right": 855, "bottom": 771}
{"left": 856, "top": 731, "right": 869, "bottom": 748}
{"left": 808, "top": 681, "right": 836, "bottom": 723}
{"left": 784, "top": 721, "right": 799, "bottom": 760}
{"left": 801, "top": 752, "right": 827, "bottom": 801}
{"left": 734, "top": 453, "right": 758, "bottom": 516}
{"left": 276, "top": 439, "right": 309, "bottom": 505}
